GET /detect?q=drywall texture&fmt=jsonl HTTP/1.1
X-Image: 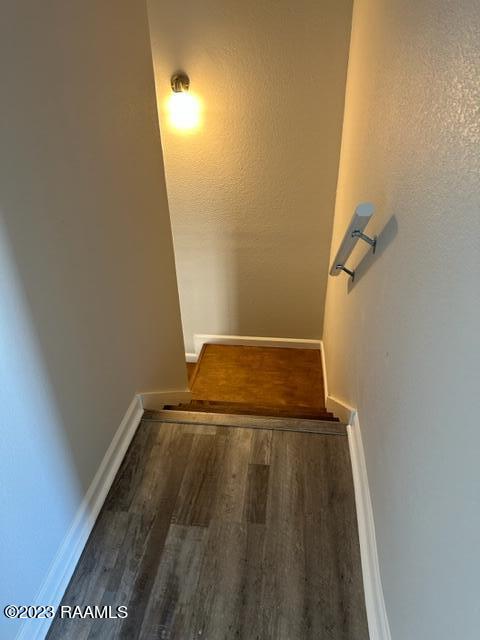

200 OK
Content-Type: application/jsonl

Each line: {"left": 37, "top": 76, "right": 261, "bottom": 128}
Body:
{"left": 323, "top": 1, "right": 480, "bottom": 638}
{"left": 0, "top": 3, "right": 186, "bottom": 638}
{"left": 148, "top": 0, "right": 352, "bottom": 352}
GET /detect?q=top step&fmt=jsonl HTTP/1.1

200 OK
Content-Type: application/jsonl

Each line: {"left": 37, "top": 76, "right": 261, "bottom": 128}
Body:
{"left": 143, "top": 408, "right": 346, "bottom": 436}
{"left": 164, "top": 399, "right": 339, "bottom": 421}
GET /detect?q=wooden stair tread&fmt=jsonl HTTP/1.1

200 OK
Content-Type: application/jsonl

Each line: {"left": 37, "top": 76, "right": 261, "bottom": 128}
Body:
{"left": 188, "top": 399, "right": 333, "bottom": 413}
{"left": 143, "top": 409, "right": 346, "bottom": 436}
{"left": 164, "top": 399, "right": 338, "bottom": 421}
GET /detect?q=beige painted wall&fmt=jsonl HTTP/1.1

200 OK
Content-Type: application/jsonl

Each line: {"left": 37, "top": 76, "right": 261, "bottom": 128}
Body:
{"left": 323, "top": 0, "right": 480, "bottom": 637}
{"left": 0, "top": 3, "right": 185, "bottom": 636}
{"left": 148, "top": 0, "right": 352, "bottom": 352}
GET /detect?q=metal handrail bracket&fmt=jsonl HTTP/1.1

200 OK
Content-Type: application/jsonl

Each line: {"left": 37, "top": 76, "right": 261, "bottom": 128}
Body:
{"left": 329, "top": 203, "right": 376, "bottom": 280}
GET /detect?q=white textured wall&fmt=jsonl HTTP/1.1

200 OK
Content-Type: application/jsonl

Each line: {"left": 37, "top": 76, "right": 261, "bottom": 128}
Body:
{"left": 148, "top": 0, "right": 352, "bottom": 352}
{"left": 323, "top": 1, "right": 480, "bottom": 638}
{"left": 0, "top": 3, "right": 186, "bottom": 638}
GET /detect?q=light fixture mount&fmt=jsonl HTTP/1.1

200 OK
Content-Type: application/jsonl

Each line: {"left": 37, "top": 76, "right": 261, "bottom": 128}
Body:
{"left": 171, "top": 72, "right": 190, "bottom": 93}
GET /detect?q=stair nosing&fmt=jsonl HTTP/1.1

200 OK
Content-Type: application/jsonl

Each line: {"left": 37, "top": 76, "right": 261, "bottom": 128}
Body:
{"left": 164, "top": 405, "right": 338, "bottom": 421}
{"left": 164, "top": 401, "right": 337, "bottom": 419}
{"left": 143, "top": 409, "right": 347, "bottom": 436}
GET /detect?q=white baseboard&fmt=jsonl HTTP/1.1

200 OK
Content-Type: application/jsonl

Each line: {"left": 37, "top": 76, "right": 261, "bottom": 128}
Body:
{"left": 192, "top": 334, "right": 321, "bottom": 358}
{"left": 348, "top": 413, "right": 391, "bottom": 640}
{"left": 185, "top": 352, "right": 198, "bottom": 363}
{"left": 320, "top": 342, "right": 354, "bottom": 421}
{"left": 326, "top": 394, "right": 356, "bottom": 424}
{"left": 319, "top": 340, "right": 328, "bottom": 406}
{"left": 139, "top": 389, "right": 192, "bottom": 410}
{"left": 16, "top": 395, "right": 144, "bottom": 640}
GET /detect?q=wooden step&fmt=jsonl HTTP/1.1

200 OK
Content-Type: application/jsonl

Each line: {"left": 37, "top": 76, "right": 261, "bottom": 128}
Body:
{"left": 182, "top": 399, "right": 336, "bottom": 416}
{"left": 143, "top": 409, "right": 346, "bottom": 436}
{"left": 164, "top": 399, "right": 339, "bottom": 421}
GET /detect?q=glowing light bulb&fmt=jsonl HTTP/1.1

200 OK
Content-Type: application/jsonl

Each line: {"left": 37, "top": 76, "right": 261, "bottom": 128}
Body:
{"left": 167, "top": 91, "right": 201, "bottom": 132}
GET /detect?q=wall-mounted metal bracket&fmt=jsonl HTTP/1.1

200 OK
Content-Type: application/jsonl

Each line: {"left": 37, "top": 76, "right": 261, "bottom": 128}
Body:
{"left": 351, "top": 229, "right": 377, "bottom": 254}
{"left": 336, "top": 264, "right": 355, "bottom": 280}
{"left": 329, "top": 202, "right": 376, "bottom": 280}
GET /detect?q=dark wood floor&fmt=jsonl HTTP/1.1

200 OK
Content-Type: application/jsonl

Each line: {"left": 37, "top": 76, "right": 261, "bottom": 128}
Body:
{"left": 48, "top": 419, "right": 368, "bottom": 640}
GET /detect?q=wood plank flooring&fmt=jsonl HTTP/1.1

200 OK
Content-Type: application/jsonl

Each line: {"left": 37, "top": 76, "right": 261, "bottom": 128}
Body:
{"left": 47, "top": 419, "right": 368, "bottom": 640}
{"left": 189, "top": 344, "right": 327, "bottom": 410}
{"left": 177, "top": 345, "right": 337, "bottom": 421}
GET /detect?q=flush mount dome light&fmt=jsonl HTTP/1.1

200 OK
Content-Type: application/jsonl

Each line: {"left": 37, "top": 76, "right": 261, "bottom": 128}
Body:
{"left": 167, "top": 72, "right": 201, "bottom": 132}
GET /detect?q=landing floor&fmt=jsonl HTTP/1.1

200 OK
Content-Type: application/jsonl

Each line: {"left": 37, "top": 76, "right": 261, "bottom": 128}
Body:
{"left": 47, "top": 419, "right": 368, "bottom": 639}
{"left": 189, "top": 344, "right": 327, "bottom": 410}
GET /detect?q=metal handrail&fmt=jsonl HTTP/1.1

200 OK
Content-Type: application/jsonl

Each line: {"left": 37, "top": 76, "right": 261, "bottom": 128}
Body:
{"left": 329, "top": 203, "right": 376, "bottom": 281}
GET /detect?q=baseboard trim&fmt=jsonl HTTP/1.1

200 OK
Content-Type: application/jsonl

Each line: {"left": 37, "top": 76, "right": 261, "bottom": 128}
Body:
{"left": 348, "top": 413, "right": 391, "bottom": 640}
{"left": 326, "top": 394, "right": 355, "bottom": 424}
{"left": 319, "top": 340, "right": 328, "bottom": 406}
{"left": 16, "top": 395, "right": 144, "bottom": 640}
{"left": 139, "top": 389, "right": 192, "bottom": 410}
{"left": 192, "top": 334, "right": 321, "bottom": 358}
{"left": 185, "top": 352, "right": 198, "bottom": 363}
